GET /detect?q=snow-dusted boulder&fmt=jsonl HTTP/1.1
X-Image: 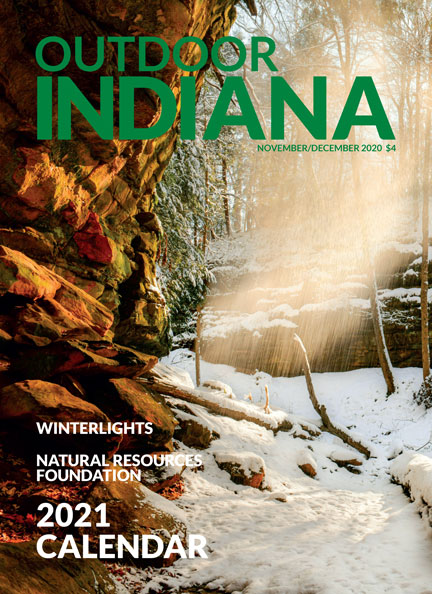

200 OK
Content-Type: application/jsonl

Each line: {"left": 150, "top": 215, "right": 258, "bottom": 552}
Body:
{"left": 329, "top": 448, "right": 363, "bottom": 468}
{"left": 214, "top": 451, "right": 265, "bottom": 488}
{"left": 175, "top": 410, "right": 219, "bottom": 449}
{"left": 391, "top": 451, "right": 432, "bottom": 526}
{"left": 297, "top": 449, "right": 317, "bottom": 478}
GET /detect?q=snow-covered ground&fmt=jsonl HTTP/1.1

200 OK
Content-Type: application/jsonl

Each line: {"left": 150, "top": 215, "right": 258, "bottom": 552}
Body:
{"left": 122, "top": 351, "right": 432, "bottom": 594}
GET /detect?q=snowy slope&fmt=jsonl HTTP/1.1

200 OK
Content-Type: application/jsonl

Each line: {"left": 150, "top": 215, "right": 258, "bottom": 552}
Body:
{"left": 117, "top": 351, "right": 432, "bottom": 594}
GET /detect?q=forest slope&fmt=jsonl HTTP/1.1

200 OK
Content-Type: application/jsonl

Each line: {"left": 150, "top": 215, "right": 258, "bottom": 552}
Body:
{"left": 118, "top": 350, "right": 432, "bottom": 594}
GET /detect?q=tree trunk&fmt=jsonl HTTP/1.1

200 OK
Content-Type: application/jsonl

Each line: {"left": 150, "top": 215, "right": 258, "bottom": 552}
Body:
{"left": 222, "top": 158, "right": 231, "bottom": 236}
{"left": 369, "top": 272, "right": 395, "bottom": 394}
{"left": 140, "top": 377, "right": 294, "bottom": 433}
{"left": 232, "top": 174, "right": 242, "bottom": 232}
{"left": 420, "top": 35, "right": 432, "bottom": 380}
{"left": 195, "top": 305, "right": 202, "bottom": 386}
{"left": 202, "top": 167, "right": 209, "bottom": 255}
{"left": 193, "top": 216, "right": 198, "bottom": 248}
{"left": 421, "top": 160, "right": 430, "bottom": 380}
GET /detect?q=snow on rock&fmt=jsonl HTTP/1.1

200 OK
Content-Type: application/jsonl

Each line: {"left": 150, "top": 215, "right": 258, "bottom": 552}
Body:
{"left": 214, "top": 451, "right": 265, "bottom": 488}
{"left": 201, "top": 231, "right": 432, "bottom": 377}
{"left": 202, "top": 308, "right": 298, "bottom": 340}
{"left": 296, "top": 448, "right": 318, "bottom": 478}
{"left": 329, "top": 448, "right": 363, "bottom": 467}
{"left": 391, "top": 451, "right": 432, "bottom": 526}
{"left": 174, "top": 409, "right": 218, "bottom": 449}
{"left": 135, "top": 481, "right": 188, "bottom": 525}
{"left": 202, "top": 380, "right": 236, "bottom": 399}
{"left": 288, "top": 415, "right": 321, "bottom": 439}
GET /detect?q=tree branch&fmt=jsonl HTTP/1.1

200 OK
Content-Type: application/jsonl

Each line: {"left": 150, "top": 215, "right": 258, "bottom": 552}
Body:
{"left": 294, "top": 334, "right": 371, "bottom": 459}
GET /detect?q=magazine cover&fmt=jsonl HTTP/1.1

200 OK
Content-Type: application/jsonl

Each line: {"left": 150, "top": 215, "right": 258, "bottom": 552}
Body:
{"left": 0, "top": 0, "right": 431, "bottom": 592}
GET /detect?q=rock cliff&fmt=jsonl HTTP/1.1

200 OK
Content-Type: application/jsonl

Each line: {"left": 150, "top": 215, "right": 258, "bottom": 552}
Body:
{"left": 201, "top": 232, "right": 430, "bottom": 377}
{"left": 0, "top": 0, "right": 239, "bottom": 357}
{"left": 0, "top": 0, "right": 241, "bottom": 582}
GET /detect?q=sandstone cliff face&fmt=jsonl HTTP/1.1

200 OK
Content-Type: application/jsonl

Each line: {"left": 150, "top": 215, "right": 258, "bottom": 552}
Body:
{"left": 201, "top": 234, "right": 430, "bottom": 377}
{"left": 0, "top": 0, "right": 240, "bottom": 576}
{"left": 0, "top": 0, "right": 238, "bottom": 357}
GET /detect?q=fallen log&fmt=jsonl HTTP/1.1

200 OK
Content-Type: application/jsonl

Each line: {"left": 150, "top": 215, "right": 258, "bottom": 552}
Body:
{"left": 294, "top": 334, "right": 371, "bottom": 459}
{"left": 140, "top": 363, "right": 320, "bottom": 436}
{"left": 139, "top": 377, "right": 292, "bottom": 432}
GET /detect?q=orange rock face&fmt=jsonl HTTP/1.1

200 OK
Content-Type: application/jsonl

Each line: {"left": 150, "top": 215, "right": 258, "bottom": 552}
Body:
{"left": 0, "top": 0, "right": 239, "bottom": 573}
{"left": 0, "top": 0, "right": 238, "bottom": 356}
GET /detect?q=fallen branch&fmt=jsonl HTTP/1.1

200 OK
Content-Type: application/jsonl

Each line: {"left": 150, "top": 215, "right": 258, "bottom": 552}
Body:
{"left": 139, "top": 363, "right": 319, "bottom": 436}
{"left": 294, "top": 334, "right": 371, "bottom": 459}
{"left": 140, "top": 377, "right": 292, "bottom": 432}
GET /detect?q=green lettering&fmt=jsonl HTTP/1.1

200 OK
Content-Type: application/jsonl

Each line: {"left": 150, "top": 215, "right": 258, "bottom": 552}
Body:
{"left": 211, "top": 37, "right": 246, "bottom": 72}
{"left": 107, "top": 36, "right": 135, "bottom": 72}
{"left": 251, "top": 37, "right": 278, "bottom": 72}
{"left": 333, "top": 77, "right": 395, "bottom": 140}
{"left": 173, "top": 36, "right": 208, "bottom": 72}
{"left": 138, "top": 37, "right": 170, "bottom": 71}
{"left": 36, "top": 36, "right": 71, "bottom": 72}
{"left": 204, "top": 77, "right": 264, "bottom": 140}
{"left": 37, "top": 77, "right": 53, "bottom": 139}
{"left": 180, "top": 76, "right": 197, "bottom": 139}
{"left": 58, "top": 76, "right": 113, "bottom": 140}
{"left": 75, "top": 37, "right": 105, "bottom": 72}
{"left": 271, "top": 77, "right": 326, "bottom": 140}
{"left": 119, "top": 77, "right": 176, "bottom": 140}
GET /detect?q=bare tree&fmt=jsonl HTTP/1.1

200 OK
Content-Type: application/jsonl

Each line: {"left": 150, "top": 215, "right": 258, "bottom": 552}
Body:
{"left": 222, "top": 158, "right": 232, "bottom": 236}
{"left": 195, "top": 305, "right": 203, "bottom": 386}
{"left": 420, "top": 32, "right": 432, "bottom": 380}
